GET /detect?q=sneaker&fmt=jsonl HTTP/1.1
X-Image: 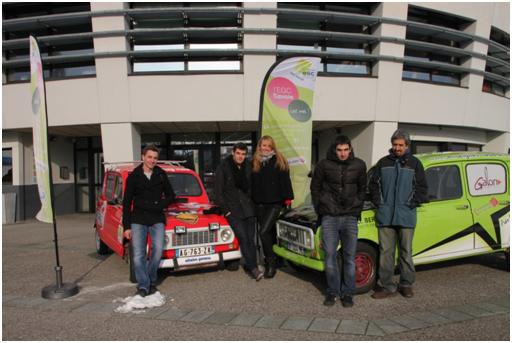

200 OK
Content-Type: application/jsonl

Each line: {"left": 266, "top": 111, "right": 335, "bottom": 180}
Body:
{"left": 371, "top": 289, "right": 397, "bottom": 299}
{"left": 135, "top": 288, "right": 148, "bottom": 297}
{"left": 251, "top": 268, "right": 264, "bottom": 281}
{"left": 323, "top": 294, "right": 337, "bottom": 306}
{"left": 341, "top": 295, "right": 354, "bottom": 308}
{"left": 149, "top": 284, "right": 158, "bottom": 295}
{"left": 398, "top": 286, "right": 414, "bottom": 298}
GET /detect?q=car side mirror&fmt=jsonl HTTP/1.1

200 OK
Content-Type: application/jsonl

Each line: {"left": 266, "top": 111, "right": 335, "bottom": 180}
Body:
{"left": 107, "top": 197, "right": 121, "bottom": 206}
{"left": 176, "top": 197, "right": 188, "bottom": 203}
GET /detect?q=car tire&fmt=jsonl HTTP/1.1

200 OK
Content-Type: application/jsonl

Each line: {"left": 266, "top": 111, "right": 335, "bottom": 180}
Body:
{"left": 95, "top": 230, "right": 110, "bottom": 255}
{"left": 354, "top": 242, "right": 377, "bottom": 294}
{"left": 337, "top": 241, "right": 377, "bottom": 295}
{"left": 125, "top": 242, "right": 137, "bottom": 284}
{"left": 225, "top": 259, "right": 240, "bottom": 271}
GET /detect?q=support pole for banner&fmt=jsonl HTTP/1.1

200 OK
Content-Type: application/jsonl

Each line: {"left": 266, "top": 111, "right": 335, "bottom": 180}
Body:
{"left": 30, "top": 36, "right": 79, "bottom": 299}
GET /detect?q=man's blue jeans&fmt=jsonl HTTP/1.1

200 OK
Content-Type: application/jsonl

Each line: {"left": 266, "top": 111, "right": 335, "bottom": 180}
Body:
{"left": 321, "top": 215, "right": 358, "bottom": 297}
{"left": 131, "top": 222, "right": 165, "bottom": 292}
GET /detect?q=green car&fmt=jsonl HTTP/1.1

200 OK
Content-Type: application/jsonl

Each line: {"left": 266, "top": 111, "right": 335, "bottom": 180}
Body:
{"left": 273, "top": 152, "right": 510, "bottom": 294}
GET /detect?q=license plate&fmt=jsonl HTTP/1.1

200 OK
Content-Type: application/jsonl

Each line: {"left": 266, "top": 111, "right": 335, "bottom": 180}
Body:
{"left": 178, "top": 246, "right": 214, "bottom": 257}
{"left": 287, "top": 243, "right": 305, "bottom": 255}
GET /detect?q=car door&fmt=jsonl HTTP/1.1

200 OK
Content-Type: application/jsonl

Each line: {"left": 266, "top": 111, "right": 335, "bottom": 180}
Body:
{"left": 102, "top": 173, "right": 121, "bottom": 250}
{"left": 464, "top": 160, "right": 509, "bottom": 252}
{"left": 412, "top": 163, "right": 474, "bottom": 264}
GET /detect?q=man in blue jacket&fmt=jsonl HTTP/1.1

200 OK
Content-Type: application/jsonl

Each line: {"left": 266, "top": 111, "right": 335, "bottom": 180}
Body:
{"left": 369, "top": 130, "right": 428, "bottom": 299}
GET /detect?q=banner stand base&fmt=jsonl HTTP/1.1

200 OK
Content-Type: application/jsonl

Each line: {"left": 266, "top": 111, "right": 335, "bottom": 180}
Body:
{"left": 41, "top": 283, "right": 79, "bottom": 299}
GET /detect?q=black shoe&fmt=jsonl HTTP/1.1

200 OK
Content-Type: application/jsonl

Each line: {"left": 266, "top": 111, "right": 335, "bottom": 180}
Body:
{"left": 264, "top": 265, "right": 277, "bottom": 279}
{"left": 323, "top": 294, "right": 337, "bottom": 306}
{"left": 341, "top": 295, "right": 354, "bottom": 308}
{"left": 251, "top": 268, "right": 264, "bottom": 281}
{"left": 135, "top": 288, "right": 148, "bottom": 297}
{"left": 149, "top": 284, "right": 158, "bottom": 295}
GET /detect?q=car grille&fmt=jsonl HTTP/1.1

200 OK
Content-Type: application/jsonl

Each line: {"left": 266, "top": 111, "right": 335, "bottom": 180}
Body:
{"left": 276, "top": 221, "right": 314, "bottom": 249}
{"left": 168, "top": 229, "right": 218, "bottom": 248}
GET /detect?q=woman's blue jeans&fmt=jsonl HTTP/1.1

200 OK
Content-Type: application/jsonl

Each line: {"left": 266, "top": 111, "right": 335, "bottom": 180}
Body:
{"left": 321, "top": 215, "right": 358, "bottom": 297}
{"left": 131, "top": 222, "right": 165, "bottom": 292}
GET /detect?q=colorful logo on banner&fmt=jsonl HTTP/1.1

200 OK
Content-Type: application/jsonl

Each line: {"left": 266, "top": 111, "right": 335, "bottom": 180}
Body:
{"left": 260, "top": 57, "right": 321, "bottom": 207}
{"left": 30, "top": 36, "right": 54, "bottom": 223}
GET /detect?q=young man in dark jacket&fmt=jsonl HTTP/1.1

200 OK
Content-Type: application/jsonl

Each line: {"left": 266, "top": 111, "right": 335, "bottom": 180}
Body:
{"left": 215, "top": 143, "right": 263, "bottom": 281}
{"left": 122, "top": 145, "right": 176, "bottom": 297}
{"left": 369, "top": 130, "right": 428, "bottom": 299}
{"left": 311, "top": 135, "right": 367, "bottom": 307}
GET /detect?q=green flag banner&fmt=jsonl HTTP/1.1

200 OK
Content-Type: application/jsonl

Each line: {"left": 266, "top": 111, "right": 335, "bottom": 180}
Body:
{"left": 30, "top": 36, "right": 54, "bottom": 223}
{"left": 260, "top": 56, "right": 321, "bottom": 207}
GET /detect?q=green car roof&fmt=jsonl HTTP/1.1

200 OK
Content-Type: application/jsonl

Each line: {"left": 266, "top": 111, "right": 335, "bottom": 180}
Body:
{"left": 415, "top": 151, "right": 509, "bottom": 166}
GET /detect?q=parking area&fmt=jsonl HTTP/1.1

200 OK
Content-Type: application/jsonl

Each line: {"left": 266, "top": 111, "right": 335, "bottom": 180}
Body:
{"left": 2, "top": 214, "right": 510, "bottom": 340}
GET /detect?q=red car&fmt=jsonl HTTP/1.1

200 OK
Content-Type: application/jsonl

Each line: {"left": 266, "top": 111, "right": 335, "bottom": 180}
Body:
{"left": 94, "top": 161, "right": 241, "bottom": 282}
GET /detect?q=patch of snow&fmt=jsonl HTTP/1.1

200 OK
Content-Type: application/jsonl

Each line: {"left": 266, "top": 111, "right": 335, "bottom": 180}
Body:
{"left": 114, "top": 291, "right": 166, "bottom": 314}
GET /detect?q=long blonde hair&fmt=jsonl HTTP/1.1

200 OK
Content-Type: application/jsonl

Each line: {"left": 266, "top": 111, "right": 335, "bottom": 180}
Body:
{"left": 252, "top": 135, "right": 289, "bottom": 172}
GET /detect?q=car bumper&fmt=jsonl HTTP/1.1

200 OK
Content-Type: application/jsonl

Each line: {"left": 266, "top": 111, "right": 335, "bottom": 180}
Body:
{"left": 159, "top": 250, "right": 241, "bottom": 269}
{"left": 273, "top": 244, "right": 325, "bottom": 272}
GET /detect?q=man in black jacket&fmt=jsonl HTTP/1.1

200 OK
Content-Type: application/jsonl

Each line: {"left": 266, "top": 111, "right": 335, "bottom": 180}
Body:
{"left": 215, "top": 143, "right": 263, "bottom": 281}
{"left": 311, "top": 135, "right": 367, "bottom": 308}
{"left": 122, "top": 145, "right": 175, "bottom": 297}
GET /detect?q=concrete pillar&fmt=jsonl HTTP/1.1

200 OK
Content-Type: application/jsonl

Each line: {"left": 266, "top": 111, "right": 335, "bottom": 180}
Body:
{"left": 243, "top": 2, "right": 277, "bottom": 122}
{"left": 371, "top": 3, "right": 408, "bottom": 122}
{"left": 101, "top": 123, "right": 141, "bottom": 163}
{"left": 483, "top": 132, "right": 510, "bottom": 153}
{"left": 91, "top": 2, "right": 132, "bottom": 123}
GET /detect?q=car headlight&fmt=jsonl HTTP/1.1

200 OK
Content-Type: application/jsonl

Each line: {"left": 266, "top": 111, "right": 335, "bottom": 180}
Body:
{"left": 174, "top": 226, "right": 187, "bottom": 234}
{"left": 209, "top": 222, "right": 220, "bottom": 231}
{"left": 220, "top": 228, "right": 233, "bottom": 242}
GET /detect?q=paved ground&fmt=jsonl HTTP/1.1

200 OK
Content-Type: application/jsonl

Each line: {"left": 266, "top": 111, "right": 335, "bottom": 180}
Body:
{"left": 2, "top": 214, "right": 510, "bottom": 340}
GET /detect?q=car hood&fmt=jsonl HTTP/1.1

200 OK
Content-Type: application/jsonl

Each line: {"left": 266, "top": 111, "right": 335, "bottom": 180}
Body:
{"left": 165, "top": 202, "right": 228, "bottom": 228}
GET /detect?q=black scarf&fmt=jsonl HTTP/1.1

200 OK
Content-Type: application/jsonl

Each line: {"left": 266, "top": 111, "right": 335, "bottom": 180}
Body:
{"left": 230, "top": 157, "right": 249, "bottom": 193}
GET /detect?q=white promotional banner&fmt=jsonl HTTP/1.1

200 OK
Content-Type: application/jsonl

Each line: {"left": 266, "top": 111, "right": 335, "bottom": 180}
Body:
{"left": 30, "top": 36, "right": 54, "bottom": 223}
{"left": 466, "top": 164, "right": 507, "bottom": 196}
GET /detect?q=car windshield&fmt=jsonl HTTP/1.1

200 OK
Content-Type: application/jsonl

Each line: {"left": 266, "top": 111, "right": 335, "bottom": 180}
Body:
{"left": 167, "top": 173, "right": 202, "bottom": 197}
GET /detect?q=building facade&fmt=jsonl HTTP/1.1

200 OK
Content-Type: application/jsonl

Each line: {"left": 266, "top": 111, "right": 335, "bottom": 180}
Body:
{"left": 2, "top": 2, "right": 510, "bottom": 220}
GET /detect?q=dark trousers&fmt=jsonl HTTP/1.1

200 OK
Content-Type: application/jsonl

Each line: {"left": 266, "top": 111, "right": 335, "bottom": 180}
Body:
{"left": 227, "top": 216, "right": 258, "bottom": 270}
{"left": 256, "top": 203, "right": 282, "bottom": 264}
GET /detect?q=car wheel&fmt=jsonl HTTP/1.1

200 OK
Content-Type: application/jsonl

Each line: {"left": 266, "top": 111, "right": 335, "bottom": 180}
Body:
{"left": 95, "top": 230, "right": 110, "bottom": 255}
{"left": 125, "top": 242, "right": 137, "bottom": 283}
{"left": 354, "top": 242, "right": 377, "bottom": 294}
{"left": 225, "top": 259, "right": 240, "bottom": 271}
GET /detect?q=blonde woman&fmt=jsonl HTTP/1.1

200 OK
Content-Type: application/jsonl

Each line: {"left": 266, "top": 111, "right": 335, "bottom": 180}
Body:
{"left": 251, "top": 135, "right": 294, "bottom": 278}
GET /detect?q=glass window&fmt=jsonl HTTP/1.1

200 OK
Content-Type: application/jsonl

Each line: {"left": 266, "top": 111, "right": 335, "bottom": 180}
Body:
{"left": 466, "top": 163, "right": 507, "bottom": 197}
{"left": 2, "top": 148, "right": 13, "bottom": 185}
{"left": 115, "top": 176, "right": 123, "bottom": 201}
{"left": 167, "top": 173, "right": 202, "bottom": 197}
{"left": 105, "top": 174, "right": 116, "bottom": 201}
{"left": 426, "top": 165, "right": 462, "bottom": 201}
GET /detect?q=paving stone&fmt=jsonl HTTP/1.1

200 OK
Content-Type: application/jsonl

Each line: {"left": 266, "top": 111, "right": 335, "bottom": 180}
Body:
{"left": 452, "top": 304, "right": 493, "bottom": 318}
{"left": 2, "top": 295, "right": 21, "bottom": 304}
{"left": 254, "top": 315, "right": 287, "bottom": 329}
{"left": 155, "top": 308, "right": 191, "bottom": 321}
{"left": 280, "top": 316, "right": 314, "bottom": 331}
{"left": 472, "top": 302, "right": 510, "bottom": 314}
{"left": 203, "top": 312, "right": 238, "bottom": 325}
{"left": 336, "top": 320, "right": 368, "bottom": 336}
{"left": 229, "top": 313, "right": 263, "bottom": 327}
{"left": 308, "top": 317, "right": 339, "bottom": 333}
{"left": 179, "top": 310, "right": 215, "bottom": 323}
{"left": 365, "top": 322, "right": 386, "bottom": 336}
{"left": 133, "top": 306, "right": 170, "bottom": 319}
{"left": 390, "top": 315, "right": 432, "bottom": 330}
{"left": 72, "top": 302, "right": 114, "bottom": 315}
{"left": 372, "top": 319, "right": 409, "bottom": 334}
{"left": 38, "top": 299, "right": 87, "bottom": 313}
{"left": 408, "top": 311, "right": 452, "bottom": 325}
{"left": 430, "top": 308, "right": 474, "bottom": 322}
{"left": 6, "top": 296, "right": 50, "bottom": 309}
